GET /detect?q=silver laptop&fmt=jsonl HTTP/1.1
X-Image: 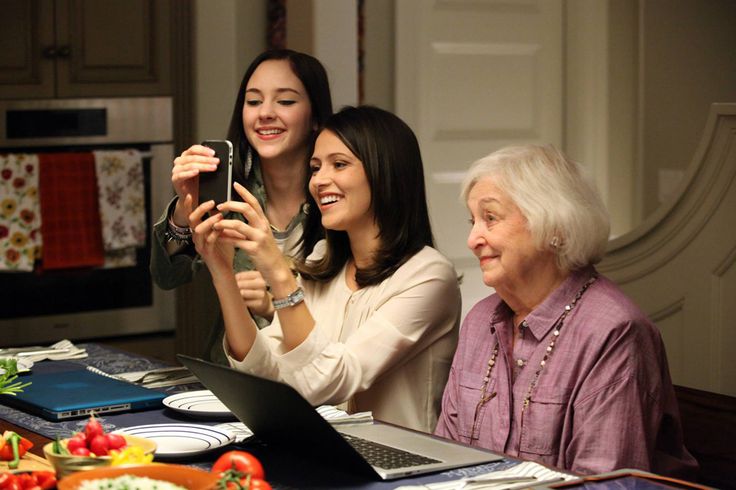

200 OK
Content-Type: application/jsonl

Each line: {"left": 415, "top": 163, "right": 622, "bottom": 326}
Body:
{"left": 177, "top": 355, "right": 501, "bottom": 480}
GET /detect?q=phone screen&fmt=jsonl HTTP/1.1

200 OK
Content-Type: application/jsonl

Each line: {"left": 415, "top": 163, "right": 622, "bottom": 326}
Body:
{"left": 199, "top": 140, "right": 233, "bottom": 205}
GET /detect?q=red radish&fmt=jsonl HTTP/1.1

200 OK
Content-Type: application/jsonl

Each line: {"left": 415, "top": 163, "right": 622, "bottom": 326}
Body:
{"left": 89, "top": 434, "right": 109, "bottom": 456}
{"left": 84, "top": 415, "right": 104, "bottom": 441}
{"left": 66, "top": 433, "right": 87, "bottom": 452}
{"left": 70, "top": 447, "right": 91, "bottom": 456}
{"left": 105, "top": 433, "right": 127, "bottom": 450}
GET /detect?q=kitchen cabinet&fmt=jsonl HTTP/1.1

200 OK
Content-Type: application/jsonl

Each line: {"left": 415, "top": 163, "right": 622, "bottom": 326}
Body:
{"left": 0, "top": 0, "right": 172, "bottom": 99}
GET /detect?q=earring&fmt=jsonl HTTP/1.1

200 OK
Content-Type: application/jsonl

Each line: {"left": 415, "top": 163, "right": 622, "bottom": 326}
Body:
{"left": 550, "top": 236, "right": 560, "bottom": 248}
{"left": 244, "top": 147, "right": 254, "bottom": 177}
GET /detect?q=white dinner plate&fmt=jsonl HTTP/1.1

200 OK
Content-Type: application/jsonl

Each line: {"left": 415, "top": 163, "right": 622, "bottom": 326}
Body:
{"left": 162, "top": 390, "right": 233, "bottom": 418}
{"left": 115, "top": 423, "right": 235, "bottom": 458}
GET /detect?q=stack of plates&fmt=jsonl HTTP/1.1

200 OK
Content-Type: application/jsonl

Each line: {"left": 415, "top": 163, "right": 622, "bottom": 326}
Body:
{"left": 114, "top": 390, "right": 238, "bottom": 458}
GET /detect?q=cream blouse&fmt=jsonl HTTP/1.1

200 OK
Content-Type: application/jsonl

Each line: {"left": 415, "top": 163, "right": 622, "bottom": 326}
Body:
{"left": 226, "top": 245, "right": 460, "bottom": 432}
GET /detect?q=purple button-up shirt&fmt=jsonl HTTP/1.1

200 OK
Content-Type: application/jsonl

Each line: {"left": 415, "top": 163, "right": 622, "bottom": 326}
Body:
{"left": 435, "top": 267, "right": 697, "bottom": 478}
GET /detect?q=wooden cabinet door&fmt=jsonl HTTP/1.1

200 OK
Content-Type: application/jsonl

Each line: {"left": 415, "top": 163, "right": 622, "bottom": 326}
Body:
{"left": 0, "top": 0, "right": 172, "bottom": 99}
{"left": 55, "top": 0, "right": 172, "bottom": 97}
{"left": 0, "top": 0, "right": 56, "bottom": 99}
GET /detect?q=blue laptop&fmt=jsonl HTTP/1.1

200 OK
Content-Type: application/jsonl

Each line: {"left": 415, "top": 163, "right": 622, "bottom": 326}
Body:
{"left": 0, "top": 368, "right": 166, "bottom": 420}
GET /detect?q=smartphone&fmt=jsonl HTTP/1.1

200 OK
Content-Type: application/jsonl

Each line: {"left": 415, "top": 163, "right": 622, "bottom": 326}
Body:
{"left": 199, "top": 139, "right": 233, "bottom": 205}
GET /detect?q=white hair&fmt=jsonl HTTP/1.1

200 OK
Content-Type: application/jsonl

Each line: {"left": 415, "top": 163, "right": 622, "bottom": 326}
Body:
{"left": 461, "top": 144, "right": 610, "bottom": 271}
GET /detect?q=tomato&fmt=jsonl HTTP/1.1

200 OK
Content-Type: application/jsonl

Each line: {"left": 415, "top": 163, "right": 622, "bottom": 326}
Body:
{"left": 211, "top": 451, "right": 264, "bottom": 481}
{"left": 221, "top": 476, "right": 272, "bottom": 490}
{"left": 247, "top": 479, "right": 271, "bottom": 490}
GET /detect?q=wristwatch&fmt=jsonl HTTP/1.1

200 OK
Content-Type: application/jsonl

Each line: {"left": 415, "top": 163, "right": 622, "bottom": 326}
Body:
{"left": 272, "top": 287, "right": 305, "bottom": 310}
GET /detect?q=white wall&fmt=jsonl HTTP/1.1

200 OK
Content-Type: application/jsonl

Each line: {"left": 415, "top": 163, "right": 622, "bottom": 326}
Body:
{"left": 640, "top": 0, "right": 736, "bottom": 219}
{"left": 193, "top": 0, "right": 357, "bottom": 136}
{"left": 194, "top": 0, "right": 267, "bottom": 142}
{"left": 312, "top": 0, "right": 359, "bottom": 110}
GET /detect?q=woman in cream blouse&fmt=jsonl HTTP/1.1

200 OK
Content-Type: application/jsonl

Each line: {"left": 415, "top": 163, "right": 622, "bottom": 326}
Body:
{"left": 189, "top": 106, "right": 460, "bottom": 432}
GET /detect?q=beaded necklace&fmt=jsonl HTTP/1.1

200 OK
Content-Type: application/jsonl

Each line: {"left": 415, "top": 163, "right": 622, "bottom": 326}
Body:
{"left": 469, "top": 273, "right": 598, "bottom": 442}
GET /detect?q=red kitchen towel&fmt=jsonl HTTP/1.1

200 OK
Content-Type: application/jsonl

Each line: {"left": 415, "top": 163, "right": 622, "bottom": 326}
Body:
{"left": 38, "top": 152, "right": 105, "bottom": 269}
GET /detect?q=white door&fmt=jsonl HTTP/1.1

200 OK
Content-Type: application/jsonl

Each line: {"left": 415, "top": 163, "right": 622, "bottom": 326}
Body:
{"left": 395, "top": 0, "right": 564, "bottom": 316}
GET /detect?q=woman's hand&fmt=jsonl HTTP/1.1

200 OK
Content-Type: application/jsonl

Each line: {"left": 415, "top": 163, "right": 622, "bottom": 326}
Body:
{"left": 217, "top": 183, "right": 314, "bottom": 353}
{"left": 235, "top": 270, "right": 274, "bottom": 320}
{"left": 188, "top": 195, "right": 234, "bottom": 278}
{"left": 214, "top": 182, "right": 293, "bottom": 288}
{"left": 171, "top": 144, "right": 219, "bottom": 226}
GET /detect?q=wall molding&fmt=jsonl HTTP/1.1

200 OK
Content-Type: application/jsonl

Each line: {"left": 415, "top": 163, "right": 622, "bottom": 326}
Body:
{"left": 600, "top": 104, "right": 736, "bottom": 283}
{"left": 598, "top": 103, "right": 736, "bottom": 395}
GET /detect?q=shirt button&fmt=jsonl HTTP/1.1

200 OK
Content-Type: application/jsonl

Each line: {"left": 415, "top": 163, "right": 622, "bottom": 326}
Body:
{"left": 516, "top": 359, "right": 525, "bottom": 367}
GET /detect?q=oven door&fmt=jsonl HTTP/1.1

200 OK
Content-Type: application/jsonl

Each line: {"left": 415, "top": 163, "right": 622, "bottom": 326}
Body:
{"left": 0, "top": 98, "right": 175, "bottom": 345}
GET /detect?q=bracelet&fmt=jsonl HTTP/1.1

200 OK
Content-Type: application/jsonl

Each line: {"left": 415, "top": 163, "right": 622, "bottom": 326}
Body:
{"left": 165, "top": 215, "right": 192, "bottom": 244}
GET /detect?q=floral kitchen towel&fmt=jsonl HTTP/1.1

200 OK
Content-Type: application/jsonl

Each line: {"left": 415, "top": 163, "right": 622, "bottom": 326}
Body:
{"left": 93, "top": 149, "right": 146, "bottom": 251}
{"left": 0, "top": 154, "right": 42, "bottom": 271}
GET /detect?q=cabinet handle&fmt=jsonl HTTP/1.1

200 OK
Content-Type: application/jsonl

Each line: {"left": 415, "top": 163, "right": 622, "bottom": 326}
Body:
{"left": 42, "top": 46, "right": 57, "bottom": 58}
{"left": 57, "top": 46, "right": 71, "bottom": 58}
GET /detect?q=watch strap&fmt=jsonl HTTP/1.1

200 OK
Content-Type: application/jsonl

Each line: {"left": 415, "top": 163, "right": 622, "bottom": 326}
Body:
{"left": 272, "top": 287, "right": 305, "bottom": 310}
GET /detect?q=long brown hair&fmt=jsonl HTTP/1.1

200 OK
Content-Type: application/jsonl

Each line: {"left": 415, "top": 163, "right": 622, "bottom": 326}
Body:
{"left": 227, "top": 49, "right": 333, "bottom": 259}
{"left": 299, "top": 106, "right": 435, "bottom": 287}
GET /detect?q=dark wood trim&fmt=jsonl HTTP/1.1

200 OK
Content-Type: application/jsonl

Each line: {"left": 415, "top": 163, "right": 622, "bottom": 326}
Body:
{"left": 675, "top": 385, "right": 736, "bottom": 489}
{"left": 170, "top": 0, "right": 194, "bottom": 155}
{"left": 168, "top": 0, "right": 198, "bottom": 358}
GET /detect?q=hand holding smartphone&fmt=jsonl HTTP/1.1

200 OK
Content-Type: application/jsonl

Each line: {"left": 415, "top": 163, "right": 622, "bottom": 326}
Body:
{"left": 199, "top": 140, "right": 233, "bottom": 205}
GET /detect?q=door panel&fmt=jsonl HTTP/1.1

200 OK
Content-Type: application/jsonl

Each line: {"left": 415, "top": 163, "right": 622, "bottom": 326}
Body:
{"left": 56, "top": 0, "right": 172, "bottom": 97}
{"left": 396, "top": 0, "right": 564, "bottom": 316}
{"left": 0, "top": 0, "right": 55, "bottom": 99}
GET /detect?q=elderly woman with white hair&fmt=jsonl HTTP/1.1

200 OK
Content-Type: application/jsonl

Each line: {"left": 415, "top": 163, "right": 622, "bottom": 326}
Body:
{"left": 434, "top": 145, "right": 697, "bottom": 477}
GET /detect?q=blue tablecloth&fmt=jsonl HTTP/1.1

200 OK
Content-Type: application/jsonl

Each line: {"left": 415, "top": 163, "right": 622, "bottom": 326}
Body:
{"left": 0, "top": 343, "right": 213, "bottom": 439}
{"left": 0, "top": 343, "right": 529, "bottom": 489}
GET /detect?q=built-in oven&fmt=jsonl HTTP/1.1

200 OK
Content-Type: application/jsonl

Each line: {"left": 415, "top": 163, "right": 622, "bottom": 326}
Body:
{"left": 0, "top": 97, "right": 175, "bottom": 345}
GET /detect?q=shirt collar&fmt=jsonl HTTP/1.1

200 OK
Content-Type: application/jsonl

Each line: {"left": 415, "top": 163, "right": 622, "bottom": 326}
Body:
{"left": 490, "top": 266, "right": 597, "bottom": 341}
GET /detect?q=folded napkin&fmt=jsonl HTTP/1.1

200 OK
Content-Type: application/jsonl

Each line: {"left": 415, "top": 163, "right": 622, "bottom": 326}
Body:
{"left": 315, "top": 404, "right": 374, "bottom": 425}
{"left": 17, "top": 339, "right": 88, "bottom": 363}
{"left": 88, "top": 365, "right": 199, "bottom": 388}
{"left": 215, "top": 405, "right": 374, "bottom": 443}
{"left": 394, "top": 461, "right": 576, "bottom": 490}
{"left": 0, "top": 153, "right": 42, "bottom": 271}
{"left": 39, "top": 152, "right": 104, "bottom": 269}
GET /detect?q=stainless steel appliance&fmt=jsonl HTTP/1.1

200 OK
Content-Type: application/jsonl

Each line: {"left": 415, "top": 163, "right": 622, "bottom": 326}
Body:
{"left": 0, "top": 97, "right": 175, "bottom": 345}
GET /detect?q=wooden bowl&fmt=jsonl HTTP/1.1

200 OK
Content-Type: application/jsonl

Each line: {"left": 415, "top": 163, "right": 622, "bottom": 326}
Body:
{"left": 57, "top": 464, "right": 218, "bottom": 490}
{"left": 43, "top": 434, "right": 156, "bottom": 478}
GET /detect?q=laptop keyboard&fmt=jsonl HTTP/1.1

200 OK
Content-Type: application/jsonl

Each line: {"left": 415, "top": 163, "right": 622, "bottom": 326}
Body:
{"left": 341, "top": 433, "right": 441, "bottom": 470}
